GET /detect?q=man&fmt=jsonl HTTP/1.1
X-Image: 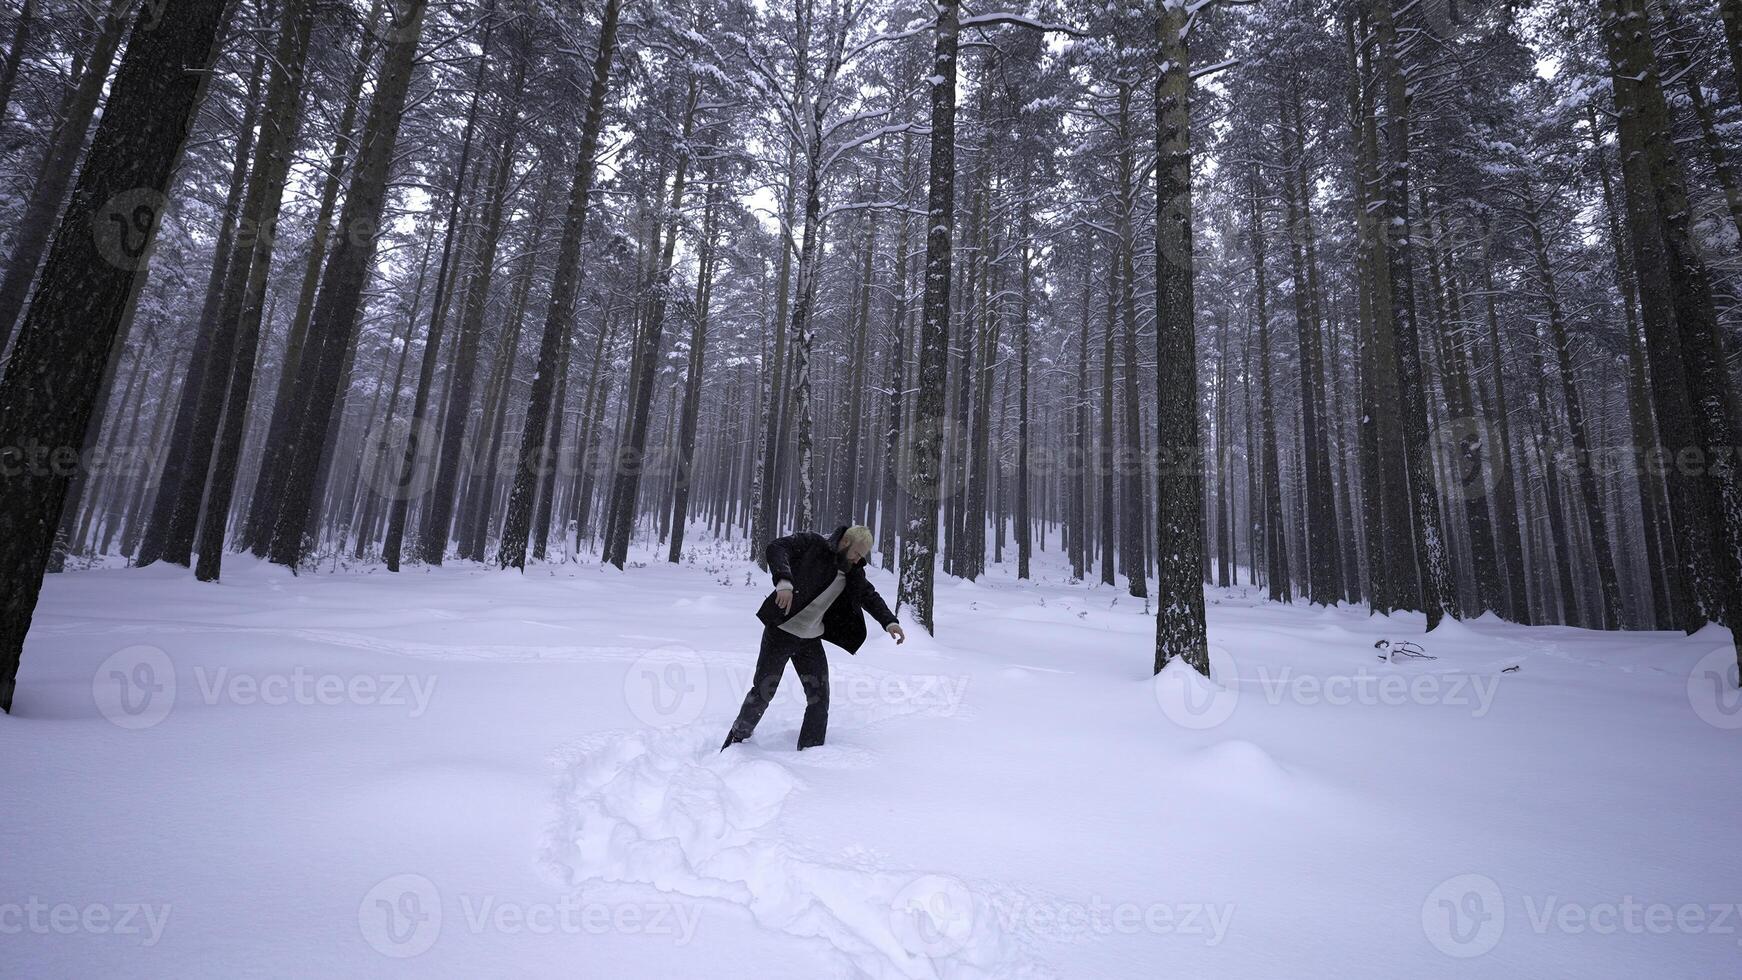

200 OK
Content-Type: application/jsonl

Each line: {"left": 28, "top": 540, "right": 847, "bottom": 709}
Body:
{"left": 721, "top": 525, "right": 906, "bottom": 751}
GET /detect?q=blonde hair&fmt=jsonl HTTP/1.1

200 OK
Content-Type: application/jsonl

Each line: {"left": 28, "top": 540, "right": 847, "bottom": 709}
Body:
{"left": 842, "top": 525, "right": 874, "bottom": 551}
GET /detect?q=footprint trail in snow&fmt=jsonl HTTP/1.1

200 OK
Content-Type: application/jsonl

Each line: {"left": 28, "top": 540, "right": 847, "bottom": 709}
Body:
{"left": 542, "top": 661, "right": 1052, "bottom": 979}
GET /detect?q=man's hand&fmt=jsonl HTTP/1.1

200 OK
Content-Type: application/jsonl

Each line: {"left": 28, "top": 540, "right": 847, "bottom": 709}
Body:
{"left": 886, "top": 623, "right": 906, "bottom": 645}
{"left": 775, "top": 588, "right": 794, "bottom": 612}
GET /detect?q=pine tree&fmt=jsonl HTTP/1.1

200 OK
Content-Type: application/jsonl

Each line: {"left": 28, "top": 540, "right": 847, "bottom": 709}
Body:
{"left": 0, "top": 0, "right": 231, "bottom": 713}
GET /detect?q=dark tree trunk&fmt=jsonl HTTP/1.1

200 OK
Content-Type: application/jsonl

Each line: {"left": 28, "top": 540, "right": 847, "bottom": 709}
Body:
{"left": 1249, "top": 165, "right": 1290, "bottom": 603}
{"left": 377, "top": 7, "right": 496, "bottom": 570}
{"left": 0, "top": 0, "right": 230, "bottom": 713}
{"left": 265, "top": 0, "right": 429, "bottom": 570}
{"left": 1475, "top": 217, "right": 1530, "bottom": 623}
{"left": 133, "top": 47, "right": 264, "bottom": 567}
{"left": 0, "top": 0, "right": 129, "bottom": 351}
{"left": 1603, "top": 0, "right": 1742, "bottom": 672}
{"left": 498, "top": 0, "right": 622, "bottom": 569}
{"left": 895, "top": 0, "right": 958, "bottom": 633}
{"left": 1282, "top": 75, "right": 1341, "bottom": 606}
{"left": 1153, "top": 0, "right": 1208, "bottom": 673}
{"left": 191, "top": 0, "right": 315, "bottom": 581}
{"left": 425, "top": 48, "right": 527, "bottom": 566}
{"left": 668, "top": 180, "right": 721, "bottom": 562}
{"left": 242, "top": 0, "right": 383, "bottom": 555}
{"left": 880, "top": 133, "right": 914, "bottom": 573}
{"left": 1374, "top": 0, "right": 1455, "bottom": 629}
{"left": 1522, "top": 190, "right": 1622, "bottom": 629}
{"left": 0, "top": 0, "right": 40, "bottom": 139}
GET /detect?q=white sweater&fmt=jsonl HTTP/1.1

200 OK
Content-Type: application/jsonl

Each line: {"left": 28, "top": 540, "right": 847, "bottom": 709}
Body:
{"left": 774, "top": 572, "right": 846, "bottom": 639}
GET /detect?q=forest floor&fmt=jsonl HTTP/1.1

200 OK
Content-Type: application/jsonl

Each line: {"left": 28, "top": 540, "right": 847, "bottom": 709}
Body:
{"left": 4, "top": 535, "right": 1739, "bottom": 978}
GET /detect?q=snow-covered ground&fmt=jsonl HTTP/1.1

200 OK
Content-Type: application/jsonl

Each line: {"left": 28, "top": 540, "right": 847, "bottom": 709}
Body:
{"left": 4, "top": 536, "right": 1740, "bottom": 978}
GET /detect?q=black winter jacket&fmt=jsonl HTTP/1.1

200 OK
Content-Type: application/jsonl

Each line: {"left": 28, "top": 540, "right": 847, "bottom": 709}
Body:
{"left": 756, "top": 526, "right": 898, "bottom": 654}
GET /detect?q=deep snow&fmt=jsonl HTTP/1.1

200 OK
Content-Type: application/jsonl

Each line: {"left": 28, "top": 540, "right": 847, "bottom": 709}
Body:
{"left": 3, "top": 537, "right": 1739, "bottom": 978}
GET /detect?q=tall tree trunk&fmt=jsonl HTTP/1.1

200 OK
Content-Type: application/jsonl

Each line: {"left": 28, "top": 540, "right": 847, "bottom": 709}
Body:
{"left": 1016, "top": 183, "right": 1033, "bottom": 581}
{"left": 356, "top": 234, "right": 435, "bottom": 559}
{"left": 0, "top": 0, "right": 40, "bottom": 136}
{"left": 668, "top": 180, "right": 721, "bottom": 562}
{"left": 1522, "top": 189, "right": 1623, "bottom": 628}
{"left": 424, "top": 124, "right": 519, "bottom": 564}
{"left": 497, "top": 0, "right": 622, "bottom": 569}
{"left": 1589, "top": 107, "right": 1677, "bottom": 629}
{"left": 1604, "top": 0, "right": 1742, "bottom": 664}
{"left": 1100, "top": 255, "right": 1119, "bottom": 588}
{"left": 781, "top": 87, "right": 828, "bottom": 546}
{"left": 1069, "top": 238, "right": 1093, "bottom": 582}
{"left": 839, "top": 170, "right": 878, "bottom": 525}
{"left": 1533, "top": 369, "right": 1580, "bottom": 624}
{"left": 880, "top": 132, "right": 914, "bottom": 573}
{"left": 1374, "top": 0, "right": 1455, "bottom": 629}
{"left": 161, "top": 0, "right": 310, "bottom": 566}
{"left": 1116, "top": 105, "right": 1147, "bottom": 599}
{"left": 118, "top": 358, "right": 178, "bottom": 559}
{"left": 0, "top": 0, "right": 229, "bottom": 713}
{"left": 423, "top": 41, "right": 528, "bottom": 567}
{"left": 1712, "top": 0, "right": 1742, "bottom": 102}
{"left": 265, "top": 0, "right": 429, "bottom": 570}
{"left": 0, "top": 0, "right": 129, "bottom": 351}
{"left": 1153, "top": 0, "right": 1208, "bottom": 673}
{"left": 461, "top": 170, "right": 552, "bottom": 560}
{"left": 243, "top": 0, "right": 382, "bottom": 554}
{"left": 1249, "top": 165, "right": 1290, "bottom": 603}
{"left": 376, "top": 7, "right": 495, "bottom": 570}
{"left": 1283, "top": 75, "right": 1341, "bottom": 606}
{"left": 133, "top": 46, "right": 264, "bottom": 566}
{"left": 1475, "top": 217, "right": 1530, "bottom": 623}
{"left": 192, "top": 0, "right": 316, "bottom": 581}
{"left": 600, "top": 84, "right": 698, "bottom": 568}
{"left": 895, "top": 0, "right": 958, "bottom": 633}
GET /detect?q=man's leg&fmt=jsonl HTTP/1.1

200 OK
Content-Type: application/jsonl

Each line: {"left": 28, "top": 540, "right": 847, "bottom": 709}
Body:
{"left": 723, "top": 627, "right": 793, "bottom": 750}
{"left": 792, "top": 639, "right": 830, "bottom": 750}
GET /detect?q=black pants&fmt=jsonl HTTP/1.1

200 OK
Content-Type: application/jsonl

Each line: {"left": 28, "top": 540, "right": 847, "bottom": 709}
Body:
{"left": 725, "top": 626, "right": 830, "bottom": 749}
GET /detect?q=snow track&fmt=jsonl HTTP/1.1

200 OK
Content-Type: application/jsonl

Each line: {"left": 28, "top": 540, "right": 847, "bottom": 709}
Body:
{"left": 541, "top": 662, "right": 1048, "bottom": 979}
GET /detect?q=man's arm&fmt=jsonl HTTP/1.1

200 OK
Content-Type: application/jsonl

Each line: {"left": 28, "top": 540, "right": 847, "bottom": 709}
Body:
{"left": 765, "top": 532, "right": 809, "bottom": 587}
{"left": 851, "top": 570, "right": 898, "bottom": 629}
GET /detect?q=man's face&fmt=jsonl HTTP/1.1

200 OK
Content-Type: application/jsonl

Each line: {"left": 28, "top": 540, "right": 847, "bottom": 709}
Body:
{"left": 839, "top": 538, "right": 870, "bottom": 565}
